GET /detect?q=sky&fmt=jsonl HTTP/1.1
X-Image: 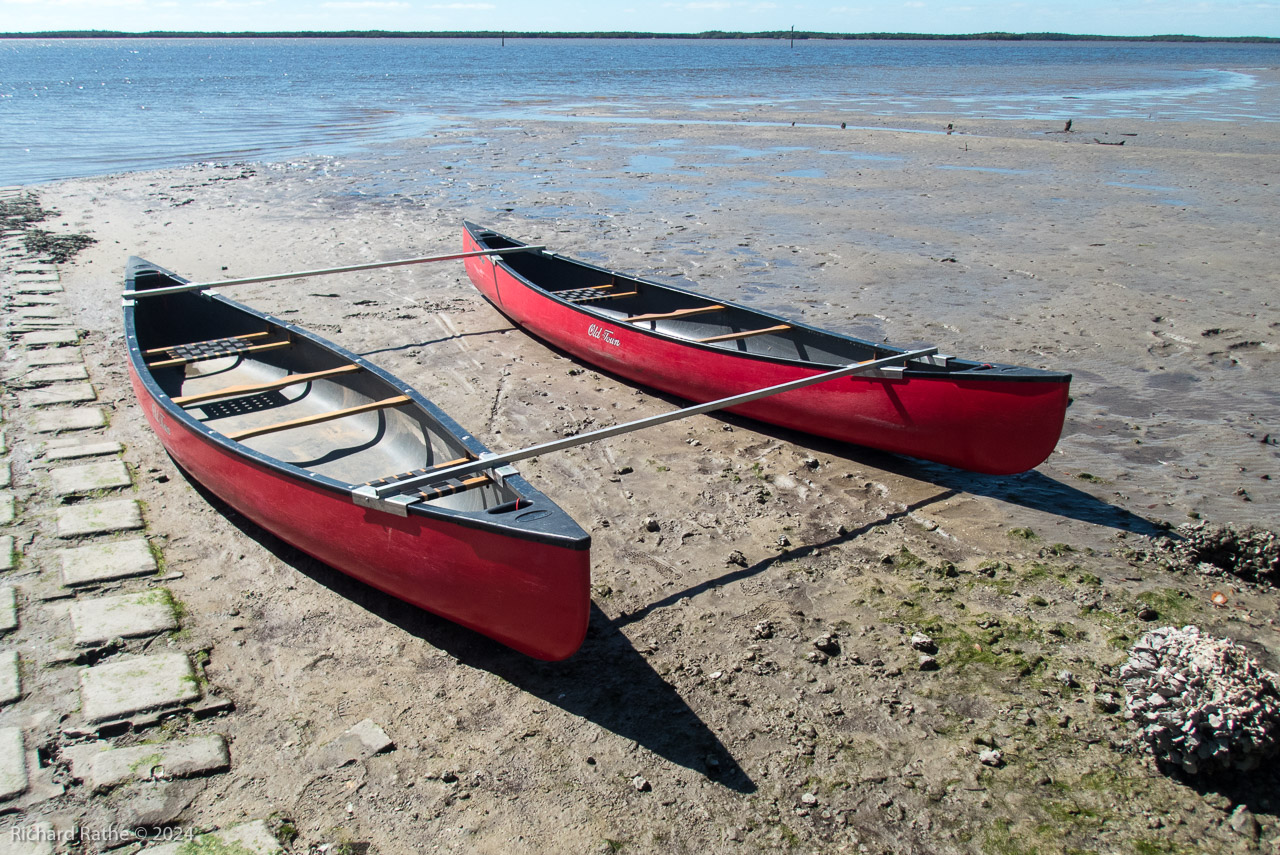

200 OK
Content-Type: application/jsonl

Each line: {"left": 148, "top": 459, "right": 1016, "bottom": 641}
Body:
{"left": 0, "top": 0, "right": 1276, "bottom": 38}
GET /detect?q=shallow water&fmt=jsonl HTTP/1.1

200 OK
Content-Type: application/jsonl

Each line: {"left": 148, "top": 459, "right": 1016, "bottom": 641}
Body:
{"left": 4, "top": 37, "right": 1279, "bottom": 185}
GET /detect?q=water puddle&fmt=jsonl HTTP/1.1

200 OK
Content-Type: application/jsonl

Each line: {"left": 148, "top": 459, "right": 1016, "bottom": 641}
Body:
{"left": 624, "top": 154, "right": 679, "bottom": 173}
{"left": 936, "top": 165, "right": 1034, "bottom": 175}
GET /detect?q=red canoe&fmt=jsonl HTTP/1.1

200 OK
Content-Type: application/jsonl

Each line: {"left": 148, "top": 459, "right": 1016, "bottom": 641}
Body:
{"left": 124, "top": 257, "right": 591, "bottom": 660}
{"left": 463, "top": 223, "right": 1071, "bottom": 475}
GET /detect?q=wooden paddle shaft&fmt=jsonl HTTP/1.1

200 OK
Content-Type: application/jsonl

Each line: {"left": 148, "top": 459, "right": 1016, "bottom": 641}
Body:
{"left": 121, "top": 245, "right": 547, "bottom": 299}
{"left": 375, "top": 346, "right": 938, "bottom": 497}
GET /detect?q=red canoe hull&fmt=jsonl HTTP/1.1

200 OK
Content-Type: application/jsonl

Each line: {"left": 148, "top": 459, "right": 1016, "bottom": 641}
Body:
{"left": 464, "top": 228, "right": 1069, "bottom": 475}
{"left": 127, "top": 357, "right": 589, "bottom": 661}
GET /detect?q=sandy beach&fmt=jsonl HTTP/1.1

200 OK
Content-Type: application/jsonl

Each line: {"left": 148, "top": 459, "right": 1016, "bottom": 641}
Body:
{"left": 4, "top": 90, "right": 1279, "bottom": 853}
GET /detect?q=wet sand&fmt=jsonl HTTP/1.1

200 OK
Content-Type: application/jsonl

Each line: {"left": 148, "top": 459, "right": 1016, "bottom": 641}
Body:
{"left": 13, "top": 91, "right": 1280, "bottom": 852}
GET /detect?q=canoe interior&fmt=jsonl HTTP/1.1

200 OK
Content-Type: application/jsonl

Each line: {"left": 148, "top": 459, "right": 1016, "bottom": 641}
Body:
{"left": 474, "top": 226, "right": 1064, "bottom": 382}
{"left": 129, "top": 268, "right": 518, "bottom": 514}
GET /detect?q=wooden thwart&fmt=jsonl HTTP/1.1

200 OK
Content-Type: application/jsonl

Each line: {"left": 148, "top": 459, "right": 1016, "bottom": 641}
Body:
{"left": 625, "top": 304, "right": 726, "bottom": 324}
{"left": 147, "top": 339, "right": 292, "bottom": 369}
{"left": 173, "top": 364, "right": 362, "bottom": 406}
{"left": 697, "top": 324, "right": 791, "bottom": 344}
{"left": 227, "top": 394, "right": 411, "bottom": 442}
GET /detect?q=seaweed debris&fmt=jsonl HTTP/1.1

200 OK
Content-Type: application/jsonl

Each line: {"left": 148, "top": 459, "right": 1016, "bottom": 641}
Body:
{"left": 0, "top": 193, "right": 96, "bottom": 263}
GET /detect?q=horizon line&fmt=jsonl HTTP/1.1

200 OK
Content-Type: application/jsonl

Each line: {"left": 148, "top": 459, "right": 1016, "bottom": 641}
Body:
{"left": 1, "top": 30, "right": 1277, "bottom": 42}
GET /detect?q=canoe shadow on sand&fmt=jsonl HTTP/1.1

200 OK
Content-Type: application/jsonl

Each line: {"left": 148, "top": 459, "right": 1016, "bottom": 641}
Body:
{"left": 665, "top": 401, "right": 1169, "bottom": 538}
{"left": 175, "top": 466, "right": 757, "bottom": 794}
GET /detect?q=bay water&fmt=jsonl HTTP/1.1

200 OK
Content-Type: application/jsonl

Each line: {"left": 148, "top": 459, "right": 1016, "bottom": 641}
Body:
{"left": 2, "top": 37, "right": 1278, "bottom": 186}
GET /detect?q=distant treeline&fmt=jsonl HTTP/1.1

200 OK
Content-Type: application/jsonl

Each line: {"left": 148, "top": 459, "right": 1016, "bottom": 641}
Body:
{"left": 2, "top": 30, "right": 1278, "bottom": 43}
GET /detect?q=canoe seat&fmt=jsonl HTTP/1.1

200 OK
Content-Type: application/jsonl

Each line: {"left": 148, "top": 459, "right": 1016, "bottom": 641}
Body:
{"left": 697, "top": 324, "right": 792, "bottom": 344}
{"left": 560, "top": 289, "right": 640, "bottom": 302}
{"left": 143, "top": 330, "right": 271, "bottom": 357}
{"left": 365, "top": 456, "right": 472, "bottom": 488}
{"left": 559, "top": 284, "right": 639, "bottom": 303}
{"left": 147, "top": 333, "right": 292, "bottom": 369}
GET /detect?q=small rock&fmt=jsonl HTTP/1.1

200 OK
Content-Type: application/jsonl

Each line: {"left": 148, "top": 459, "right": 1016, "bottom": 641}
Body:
{"left": 644, "top": 518, "right": 660, "bottom": 532}
{"left": 632, "top": 775, "right": 650, "bottom": 792}
{"left": 1094, "top": 693, "right": 1121, "bottom": 714}
{"left": 1056, "top": 670, "right": 1079, "bottom": 689}
{"left": 978, "top": 749, "right": 1004, "bottom": 768}
{"left": 918, "top": 655, "right": 940, "bottom": 672}
{"left": 1136, "top": 607, "right": 1158, "bottom": 621}
{"left": 910, "top": 632, "right": 937, "bottom": 654}
{"left": 806, "top": 650, "right": 829, "bottom": 664}
{"left": 727, "top": 550, "right": 748, "bottom": 567}
{"left": 800, "top": 792, "right": 819, "bottom": 806}
{"left": 1228, "top": 805, "right": 1260, "bottom": 841}
{"left": 614, "top": 466, "right": 633, "bottom": 476}
{"left": 812, "top": 633, "right": 840, "bottom": 655}
{"left": 752, "top": 621, "right": 774, "bottom": 640}
{"left": 776, "top": 535, "right": 791, "bottom": 548}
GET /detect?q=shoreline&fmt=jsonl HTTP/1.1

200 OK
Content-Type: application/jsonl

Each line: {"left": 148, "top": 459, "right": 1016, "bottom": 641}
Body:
{"left": 4, "top": 32, "right": 1278, "bottom": 42}
{"left": 2, "top": 107, "right": 1278, "bottom": 851}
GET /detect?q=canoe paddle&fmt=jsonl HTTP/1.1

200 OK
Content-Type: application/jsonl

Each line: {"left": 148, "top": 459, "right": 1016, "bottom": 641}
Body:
{"left": 353, "top": 346, "right": 938, "bottom": 515}
{"left": 120, "top": 245, "right": 546, "bottom": 299}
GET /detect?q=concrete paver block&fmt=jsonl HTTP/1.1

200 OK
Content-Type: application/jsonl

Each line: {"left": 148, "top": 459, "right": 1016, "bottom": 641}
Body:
{"left": 79, "top": 652, "right": 201, "bottom": 723}
{"left": 19, "top": 329, "right": 75, "bottom": 346}
{"left": 16, "top": 307, "right": 66, "bottom": 319}
{"left": 0, "top": 727, "right": 27, "bottom": 801}
{"left": 0, "top": 587, "right": 15, "bottom": 634}
{"left": 43, "top": 440, "right": 123, "bottom": 461}
{"left": 70, "top": 589, "right": 178, "bottom": 646}
{"left": 49, "top": 459, "right": 132, "bottom": 496}
{"left": 31, "top": 407, "right": 106, "bottom": 433}
{"left": 64, "top": 734, "right": 228, "bottom": 791}
{"left": 144, "top": 820, "right": 281, "bottom": 855}
{"left": 0, "top": 651, "right": 19, "bottom": 706}
{"left": 24, "top": 347, "right": 82, "bottom": 367}
{"left": 0, "top": 535, "right": 12, "bottom": 571}
{"left": 0, "top": 496, "right": 13, "bottom": 527}
{"left": 59, "top": 538, "right": 156, "bottom": 586}
{"left": 56, "top": 499, "right": 143, "bottom": 538}
{"left": 0, "top": 821, "right": 55, "bottom": 854}
{"left": 18, "top": 383, "right": 96, "bottom": 407}
{"left": 23, "top": 364, "right": 88, "bottom": 384}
